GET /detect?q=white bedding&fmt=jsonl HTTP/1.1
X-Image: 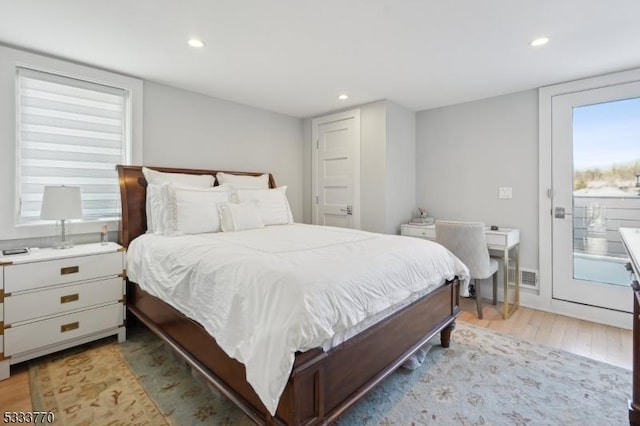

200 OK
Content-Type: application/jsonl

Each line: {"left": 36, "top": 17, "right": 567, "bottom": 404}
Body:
{"left": 126, "top": 223, "right": 469, "bottom": 415}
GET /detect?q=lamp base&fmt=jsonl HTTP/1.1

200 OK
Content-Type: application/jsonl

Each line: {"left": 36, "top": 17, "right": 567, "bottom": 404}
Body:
{"left": 52, "top": 219, "right": 74, "bottom": 249}
{"left": 52, "top": 239, "right": 74, "bottom": 249}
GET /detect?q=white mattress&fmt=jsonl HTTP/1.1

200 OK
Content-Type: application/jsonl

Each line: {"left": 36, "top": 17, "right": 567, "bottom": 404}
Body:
{"left": 126, "top": 223, "right": 469, "bottom": 415}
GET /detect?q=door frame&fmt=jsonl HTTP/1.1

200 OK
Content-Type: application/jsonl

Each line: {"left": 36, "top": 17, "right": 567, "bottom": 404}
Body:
{"left": 311, "top": 109, "right": 361, "bottom": 228}
{"left": 539, "top": 68, "right": 640, "bottom": 328}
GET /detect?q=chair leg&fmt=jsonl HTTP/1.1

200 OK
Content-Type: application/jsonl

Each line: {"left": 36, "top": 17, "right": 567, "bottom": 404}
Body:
{"left": 492, "top": 273, "right": 498, "bottom": 305}
{"left": 475, "top": 279, "right": 483, "bottom": 319}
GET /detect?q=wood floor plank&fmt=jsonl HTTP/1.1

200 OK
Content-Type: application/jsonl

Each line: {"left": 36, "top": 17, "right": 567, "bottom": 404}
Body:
{"left": 545, "top": 314, "right": 568, "bottom": 349}
{"left": 606, "top": 326, "right": 626, "bottom": 368}
{"left": 522, "top": 309, "right": 545, "bottom": 341}
{"left": 533, "top": 312, "right": 556, "bottom": 345}
{"left": 511, "top": 306, "right": 534, "bottom": 336}
{"left": 590, "top": 322, "right": 609, "bottom": 364}
{"left": 0, "top": 364, "right": 32, "bottom": 411}
{"left": 561, "top": 317, "right": 580, "bottom": 353}
{"left": 574, "top": 320, "right": 593, "bottom": 358}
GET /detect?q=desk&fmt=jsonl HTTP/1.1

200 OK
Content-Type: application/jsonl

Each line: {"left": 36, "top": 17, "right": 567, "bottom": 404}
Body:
{"left": 401, "top": 223, "right": 520, "bottom": 319}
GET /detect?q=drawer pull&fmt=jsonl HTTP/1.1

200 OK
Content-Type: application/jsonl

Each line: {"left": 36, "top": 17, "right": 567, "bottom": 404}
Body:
{"left": 61, "top": 266, "right": 79, "bottom": 275}
{"left": 61, "top": 321, "right": 79, "bottom": 333}
{"left": 60, "top": 293, "right": 79, "bottom": 304}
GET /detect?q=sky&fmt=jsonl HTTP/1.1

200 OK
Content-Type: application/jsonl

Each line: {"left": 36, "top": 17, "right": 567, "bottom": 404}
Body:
{"left": 573, "top": 97, "right": 640, "bottom": 170}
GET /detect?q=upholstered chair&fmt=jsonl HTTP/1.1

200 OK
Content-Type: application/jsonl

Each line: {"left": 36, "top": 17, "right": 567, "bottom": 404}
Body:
{"left": 435, "top": 220, "right": 498, "bottom": 319}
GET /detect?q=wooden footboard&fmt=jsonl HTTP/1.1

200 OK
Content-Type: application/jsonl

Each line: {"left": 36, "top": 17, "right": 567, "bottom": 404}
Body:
{"left": 127, "top": 278, "right": 460, "bottom": 425}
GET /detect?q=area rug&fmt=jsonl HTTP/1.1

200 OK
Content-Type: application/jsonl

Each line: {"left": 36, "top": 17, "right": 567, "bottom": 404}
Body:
{"left": 29, "top": 339, "right": 169, "bottom": 425}
{"left": 30, "top": 323, "right": 632, "bottom": 425}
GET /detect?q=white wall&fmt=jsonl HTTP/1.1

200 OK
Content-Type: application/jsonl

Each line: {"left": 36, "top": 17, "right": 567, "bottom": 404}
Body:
{"left": 0, "top": 45, "right": 304, "bottom": 251}
{"left": 359, "top": 101, "right": 387, "bottom": 232}
{"left": 143, "top": 82, "right": 304, "bottom": 221}
{"left": 415, "top": 89, "right": 539, "bottom": 284}
{"left": 385, "top": 101, "right": 416, "bottom": 234}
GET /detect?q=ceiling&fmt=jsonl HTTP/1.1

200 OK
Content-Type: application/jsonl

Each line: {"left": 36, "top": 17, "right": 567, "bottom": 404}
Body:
{"left": 1, "top": 0, "right": 639, "bottom": 118}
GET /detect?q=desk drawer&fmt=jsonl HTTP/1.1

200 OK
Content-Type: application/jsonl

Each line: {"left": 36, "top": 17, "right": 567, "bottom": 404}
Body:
{"left": 402, "top": 226, "right": 436, "bottom": 240}
{"left": 4, "top": 277, "right": 123, "bottom": 325}
{"left": 485, "top": 229, "right": 519, "bottom": 248}
{"left": 4, "top": 303, "right": 123, "bottom": 356}
{"left": 4, "top": 252, "right": 122, "bottom": 293}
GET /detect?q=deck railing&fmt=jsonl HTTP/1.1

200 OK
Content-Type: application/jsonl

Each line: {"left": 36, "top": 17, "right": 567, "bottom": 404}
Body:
{"left": 573, "top": 195, "right": 640, "bottom": 258}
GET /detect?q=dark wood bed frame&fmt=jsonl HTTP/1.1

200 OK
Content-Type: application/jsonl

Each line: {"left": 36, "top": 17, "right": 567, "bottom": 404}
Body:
{"left": 117, "top": 165, "right": 461, "bottom": 425}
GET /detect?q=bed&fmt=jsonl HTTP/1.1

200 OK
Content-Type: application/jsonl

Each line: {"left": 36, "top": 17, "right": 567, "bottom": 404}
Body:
{"left": 117, "top": 165, "right": 467, "bottom": 425}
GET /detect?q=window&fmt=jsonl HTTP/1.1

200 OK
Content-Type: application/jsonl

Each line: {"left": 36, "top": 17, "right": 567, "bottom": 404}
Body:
{"left": 16, "top": 67, "right": 130, "bottom": 223}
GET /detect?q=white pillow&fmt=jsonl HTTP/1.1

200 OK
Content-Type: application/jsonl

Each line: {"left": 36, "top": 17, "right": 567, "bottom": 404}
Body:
{"left": 216, "top": 172, "right": 269, "bottom": 189}
{"left": 143, "top": 166, "right": 215, "bottom": 187}
{"left": 165, "top": 186, "right": 232, "bottom": 235}
{"left": 142, "top": 167, "right": 215, "bottom": 233}
{"left": 219, "top": 202, "right": 265, "bottom": 232}
{"left": 236, "top": 186, "right": 294, "bottom": 226}
{"left": 146, "top": 183, "right": 167, "bottom": 234}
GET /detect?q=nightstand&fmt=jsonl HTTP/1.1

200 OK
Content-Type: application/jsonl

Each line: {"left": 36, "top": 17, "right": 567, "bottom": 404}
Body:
{"left": 0, "top": 242, "right": 126, "bottom": 380}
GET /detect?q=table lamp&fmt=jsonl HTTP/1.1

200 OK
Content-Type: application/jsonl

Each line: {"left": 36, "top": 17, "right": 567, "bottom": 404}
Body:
{"left": 41, "top": 185, "right": 82, "bottom": 249}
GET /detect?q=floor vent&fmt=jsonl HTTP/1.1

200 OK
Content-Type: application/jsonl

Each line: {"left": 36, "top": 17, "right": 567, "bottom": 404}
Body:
{"left": 508, "top": 267, "right": 539, "bottom": 290}
{"left": 520, "top": 268, "right": 538, "bottom": 289}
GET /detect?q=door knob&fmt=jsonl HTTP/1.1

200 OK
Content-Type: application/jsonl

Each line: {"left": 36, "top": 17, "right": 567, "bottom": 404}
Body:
{"left": 340, "top": 205, "right": 353, "bottom": 215}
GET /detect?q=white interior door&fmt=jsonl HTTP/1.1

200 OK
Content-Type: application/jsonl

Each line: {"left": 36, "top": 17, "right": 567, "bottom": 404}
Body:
{"left": 312, "top": 109, "right": 360, "bottom": 229}
{"left": 551, "top": 81, "right": 640, "bottom": 313}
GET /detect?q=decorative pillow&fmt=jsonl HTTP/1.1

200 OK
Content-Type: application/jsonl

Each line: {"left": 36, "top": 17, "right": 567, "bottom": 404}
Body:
{"left": 216, "top": 172, "right": 269, "bottom": 189}
{"left": 142, "top": 167, "right": 215, "bottom": 233}
{"left": 219, "top": 201, "right": 265, "bottom": 232}
{"left": 164, "top": 185, "right": 232, "bottom": 235}
{"left": 236, "top": 186, "right": 294, "bottom": 226}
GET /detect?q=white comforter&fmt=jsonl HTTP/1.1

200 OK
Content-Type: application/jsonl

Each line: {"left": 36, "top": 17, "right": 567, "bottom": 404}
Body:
{"left": 126, "top": 224, "right": 469, "bottom": 415}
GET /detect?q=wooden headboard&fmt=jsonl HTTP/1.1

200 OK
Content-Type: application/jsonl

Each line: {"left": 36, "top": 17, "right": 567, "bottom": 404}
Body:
{"left": 116, "top": 165, "right": 276, "bottom": 248}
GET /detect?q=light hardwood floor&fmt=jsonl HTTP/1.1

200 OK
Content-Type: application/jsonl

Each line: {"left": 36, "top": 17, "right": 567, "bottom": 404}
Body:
{"left": 0, "top": 300, "right": 633, "bottom": 411}
{"left": 458, "top": 298, "right": 633, "bottom": 369}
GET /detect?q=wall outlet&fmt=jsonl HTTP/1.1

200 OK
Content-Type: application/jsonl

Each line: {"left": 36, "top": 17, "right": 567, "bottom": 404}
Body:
{"left": 498, "top": 187, "right": 512, "bottom": 199}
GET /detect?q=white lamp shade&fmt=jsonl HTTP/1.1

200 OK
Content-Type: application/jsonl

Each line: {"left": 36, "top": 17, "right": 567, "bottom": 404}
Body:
{"left": 41, "top": 186, "right": 83, "bottom": 220}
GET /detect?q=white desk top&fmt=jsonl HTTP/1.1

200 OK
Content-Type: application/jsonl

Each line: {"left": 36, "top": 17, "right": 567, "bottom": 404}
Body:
{"left": 401, "top": 223, "right": 519, "bottom": 249}
{"left": 402, "top": 223, "right": 517, "bottom": 233}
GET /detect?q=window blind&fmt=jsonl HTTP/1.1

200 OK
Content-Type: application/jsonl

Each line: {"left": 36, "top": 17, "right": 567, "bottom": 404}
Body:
{"left": 16, "top": 67, "right": 129, "bottom": 223}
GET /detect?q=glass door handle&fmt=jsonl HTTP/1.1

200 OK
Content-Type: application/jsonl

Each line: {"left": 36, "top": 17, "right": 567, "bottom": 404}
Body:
{"left": 554, "top": 207, "right": 573, "bottom": 219}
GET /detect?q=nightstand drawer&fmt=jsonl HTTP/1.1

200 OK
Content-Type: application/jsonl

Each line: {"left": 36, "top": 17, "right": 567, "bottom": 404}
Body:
{"left": 4, "top": 303, "right": 123, "bottom": 356}
{"left": 401, "top": 225, "right": 436, "bottom": 240}
{"left": 4, "top": 251, "right": 122, "bottom": 293}
{"left": 4, "top": 277, "right": 123, "bottom": 325}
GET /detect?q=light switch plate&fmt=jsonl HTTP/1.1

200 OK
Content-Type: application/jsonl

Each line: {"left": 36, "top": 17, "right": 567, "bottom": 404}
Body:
{"left": 499, "top": 187, "right": 512, "bottom": 199}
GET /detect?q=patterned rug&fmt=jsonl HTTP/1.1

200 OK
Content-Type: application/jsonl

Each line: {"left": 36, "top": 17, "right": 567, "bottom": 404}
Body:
{"left": 30, "top": 323, "right": 632, "bottom": 425}
{"left": 29, "top": 339, "right": 169, "bottom": 425}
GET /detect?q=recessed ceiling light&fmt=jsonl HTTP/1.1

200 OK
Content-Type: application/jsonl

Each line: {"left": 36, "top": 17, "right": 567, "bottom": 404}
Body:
{"left": 338, "top": 94, "right": 349, "bottom": 100}
{"left": 188, "top": 39, "right": 205, "bottom": 48}
{"left": 530, "top": 37, "right": 549, "bottom": 47}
